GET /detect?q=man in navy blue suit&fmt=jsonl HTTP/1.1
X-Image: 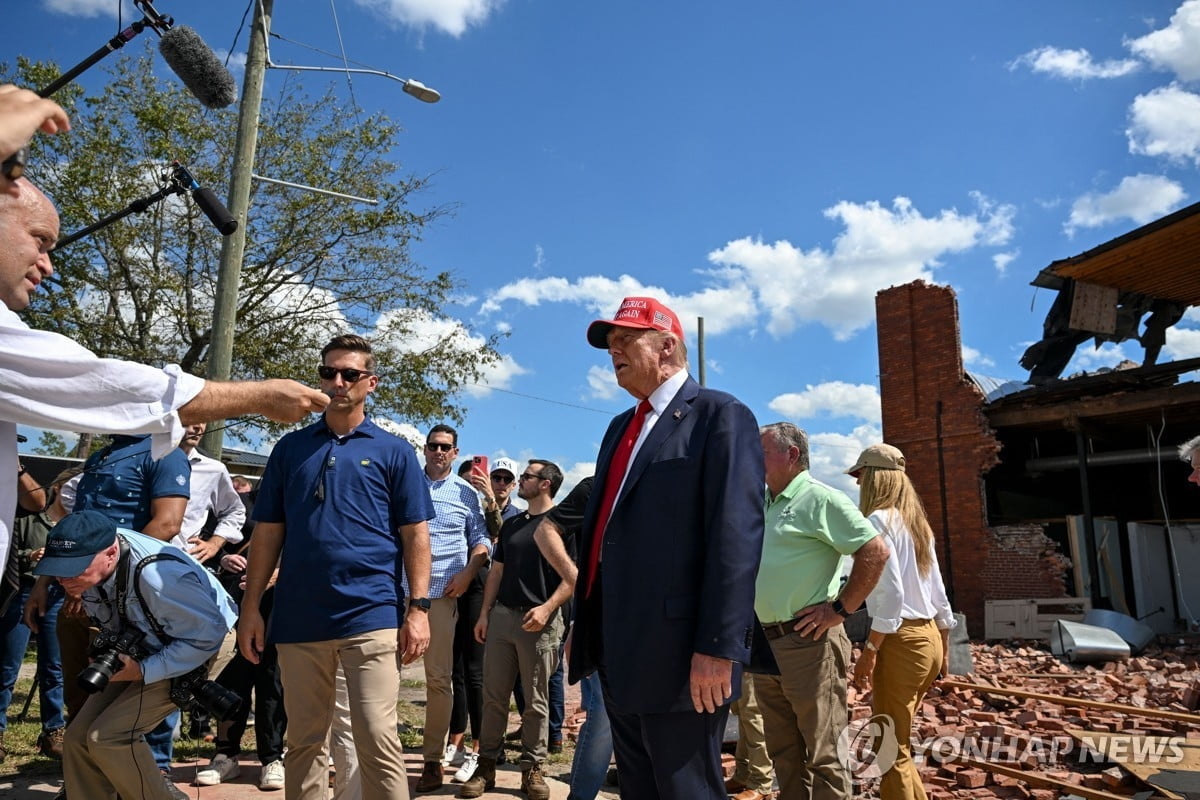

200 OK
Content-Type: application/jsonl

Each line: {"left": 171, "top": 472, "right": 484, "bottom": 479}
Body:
{"left": 569, "top": 296, "right": 766, "bottom": 800}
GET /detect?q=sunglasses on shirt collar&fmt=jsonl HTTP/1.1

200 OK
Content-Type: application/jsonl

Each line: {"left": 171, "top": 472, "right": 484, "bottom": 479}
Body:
{"left": 317, "top": 366, "right": 374, "bottom": 383}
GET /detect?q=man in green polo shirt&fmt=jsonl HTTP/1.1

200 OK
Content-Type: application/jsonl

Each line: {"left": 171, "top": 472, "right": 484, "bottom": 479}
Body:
{"left": 752, "top": 422, "right": 890, "bottom": 800}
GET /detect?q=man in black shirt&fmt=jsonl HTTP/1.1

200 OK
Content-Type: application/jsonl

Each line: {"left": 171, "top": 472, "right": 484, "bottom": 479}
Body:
{"left": 459, "top": 460, "right": 566, "bottom": 800}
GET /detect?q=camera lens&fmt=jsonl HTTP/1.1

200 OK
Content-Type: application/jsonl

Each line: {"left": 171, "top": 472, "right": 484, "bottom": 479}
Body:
{"left": 78, "top": 651, "right": 122, "bottom": 694}
{"left": 195, "top": 681, "right": 240, "bottom": 721}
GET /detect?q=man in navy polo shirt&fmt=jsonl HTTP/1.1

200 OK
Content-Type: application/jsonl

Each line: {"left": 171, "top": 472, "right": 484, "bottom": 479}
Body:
{"left": 238, "top": 334, "right": 434, "bottom": 800}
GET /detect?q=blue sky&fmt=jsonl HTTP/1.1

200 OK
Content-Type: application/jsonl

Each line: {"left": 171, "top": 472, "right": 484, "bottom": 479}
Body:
{"left": 14, "top": 0, "right": 1200, "bottom": 497}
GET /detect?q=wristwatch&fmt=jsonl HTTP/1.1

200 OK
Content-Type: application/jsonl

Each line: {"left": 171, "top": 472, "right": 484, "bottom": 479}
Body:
{"left": 830, "top": 598, "right": 851, "bottom": 618}
{"left": 408, "top": 597, "right": 432, "bottom": 612}
{"left": 864, "top": 640, "right": 880, "bottom": 652}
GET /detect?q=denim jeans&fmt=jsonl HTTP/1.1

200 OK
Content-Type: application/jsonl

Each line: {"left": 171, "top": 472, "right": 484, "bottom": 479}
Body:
{"left": 0, "top": 581, "right": 66, "bottom": 733}
{"left": 567, "top": 671, "right": 613, "bottom": 800}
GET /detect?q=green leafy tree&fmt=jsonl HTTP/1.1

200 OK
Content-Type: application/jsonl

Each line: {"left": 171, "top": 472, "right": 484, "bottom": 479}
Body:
{"left": 34, "top": 431, "right": 71, "bottom": 457}
{"left": 7, "top": 52, "right": 499, "bottom": 441}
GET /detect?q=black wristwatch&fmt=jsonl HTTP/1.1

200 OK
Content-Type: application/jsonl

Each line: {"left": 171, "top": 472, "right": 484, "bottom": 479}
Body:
{"left": 830, "top": 597, "right": 851, "bottom": 618}
{"left": 408, "top": 597, "right": 432, "bottom": 612}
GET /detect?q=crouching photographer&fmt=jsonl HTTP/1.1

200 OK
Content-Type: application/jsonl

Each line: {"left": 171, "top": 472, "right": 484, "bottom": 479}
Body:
{"left": 26, "top": 510, "right": 239, "bottom": 800}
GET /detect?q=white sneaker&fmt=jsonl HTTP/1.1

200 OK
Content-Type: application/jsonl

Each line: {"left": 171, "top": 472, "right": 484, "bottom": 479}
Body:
{"left": 259, "top": 759, "right": 285, "bottom": 791}
{"left": 453, "top": 752, "right": 479, "bottom": 783}
{"left": 195, "top": 754, "right": 240, "bottom": 786}
{"left": 442, "top": 743, "right": 458, "bottom": 766}
{"left": 448, "top": 745, "right": 466, "bottom": 767}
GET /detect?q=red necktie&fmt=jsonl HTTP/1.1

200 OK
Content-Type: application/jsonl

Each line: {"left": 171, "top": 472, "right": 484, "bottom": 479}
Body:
{"left": 585, "top": 399, "right": 652, "bottom": 598}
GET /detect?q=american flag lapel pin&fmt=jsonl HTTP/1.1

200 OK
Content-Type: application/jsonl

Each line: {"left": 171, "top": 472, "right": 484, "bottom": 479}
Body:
{"left": 673, "top": 409, "right": 682, "bottom": 420}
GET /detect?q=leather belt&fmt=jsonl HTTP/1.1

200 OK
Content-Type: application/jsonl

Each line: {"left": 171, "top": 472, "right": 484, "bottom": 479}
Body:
{"left": 760, "top": 621, "right": 796, "bottom": 641}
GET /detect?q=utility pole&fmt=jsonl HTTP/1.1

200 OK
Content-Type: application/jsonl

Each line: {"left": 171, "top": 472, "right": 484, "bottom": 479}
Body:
{"left": 202, "top": 0, "right": 273, "bottom": 458}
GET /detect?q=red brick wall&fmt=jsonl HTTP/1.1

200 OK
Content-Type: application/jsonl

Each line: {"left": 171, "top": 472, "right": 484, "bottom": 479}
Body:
{"left": 874, "top": 281, "right": 1068, "bottom": 637}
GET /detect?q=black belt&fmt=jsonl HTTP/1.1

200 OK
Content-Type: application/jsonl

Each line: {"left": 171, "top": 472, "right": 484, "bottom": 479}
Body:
{"left": 760, "top": 620, "right": 796, "bottom": 641}
{"left": 499, "top": 601, "right": 537, "bottom": 614}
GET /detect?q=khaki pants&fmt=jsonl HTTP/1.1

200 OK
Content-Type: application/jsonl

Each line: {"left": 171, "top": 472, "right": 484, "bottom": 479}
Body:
{"left": 421, "top": 596, "right": 458, "bottom": 762}
{"left": 63, "top": 679, "right": 177, "bottom": 799}
{"left": 754, "top": 625, "right": 852, "bottom": 800}
{"left": 277, "top": 629, "right": 409, "bottom": 800}
{"left": 873, "top": 619, "right": 941, "bottom": 800}
{"left": 731, "top": 671, "right": 774, "bottom": 792}
{"left": 478, "top": 603, "right": 563, "bottom": 769}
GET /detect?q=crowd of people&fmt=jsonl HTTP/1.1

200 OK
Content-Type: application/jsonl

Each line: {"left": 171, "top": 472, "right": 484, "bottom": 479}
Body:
{"left": 3, "top": 85, "right": 1197, "bottom": 800}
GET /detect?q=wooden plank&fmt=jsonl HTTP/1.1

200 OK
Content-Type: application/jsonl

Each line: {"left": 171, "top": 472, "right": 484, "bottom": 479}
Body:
{"left": 1067, "top": 729, "right": 1199, "bottom": 800}
{"left": 958, "top": 755, "right": 1140, "bottom": 800}
{"left": 941, "top": 679, "right": 1200, "bottom": 725}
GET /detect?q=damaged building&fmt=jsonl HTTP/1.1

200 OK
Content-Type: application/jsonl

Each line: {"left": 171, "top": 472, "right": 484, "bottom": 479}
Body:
{"left": 876, "top": 201, "right": 1200, "bottom": 641}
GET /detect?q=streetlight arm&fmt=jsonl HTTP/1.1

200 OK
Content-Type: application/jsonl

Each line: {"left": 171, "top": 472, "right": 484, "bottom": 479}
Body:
{"left": 264, "top": 60, "right": 440, "bottom": 102}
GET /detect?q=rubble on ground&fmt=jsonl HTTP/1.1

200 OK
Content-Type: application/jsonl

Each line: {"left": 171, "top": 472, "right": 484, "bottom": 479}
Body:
{"left": 847, "top": 639, "right": 1200, "bottom": 800}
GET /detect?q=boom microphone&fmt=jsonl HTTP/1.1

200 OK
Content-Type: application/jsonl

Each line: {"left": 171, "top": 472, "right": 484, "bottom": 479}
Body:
{"left": 172, "top": 162, "right": 238, "bottom": 236}
{"left": 158, "top": 26, "right": 238, "bottom": 109}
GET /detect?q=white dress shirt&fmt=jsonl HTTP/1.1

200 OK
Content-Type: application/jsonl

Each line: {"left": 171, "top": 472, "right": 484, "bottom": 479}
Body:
{"left": 864, "top": 507, "right": 957, "bottom": 633}
{"left": 0, "top": 307, "right": 204, "bottom": 572}
{"left": 175, "top": 449, "right": 246, "bottom": 551}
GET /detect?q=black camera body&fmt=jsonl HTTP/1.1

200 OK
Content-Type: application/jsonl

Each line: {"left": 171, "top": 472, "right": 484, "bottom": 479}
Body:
{"left": 170, "top": 664, "right": 240, "bottom": 721}
{"left": 78, "top": 628, "right": 151, "bottom": 694}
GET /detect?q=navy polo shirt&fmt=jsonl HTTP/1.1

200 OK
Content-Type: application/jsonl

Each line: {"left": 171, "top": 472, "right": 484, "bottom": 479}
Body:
{"left": 253, "top": 415, "right": 435, "bottom": 643}
{"left": 74, "top": 434, "right": 191, "bottom": 532}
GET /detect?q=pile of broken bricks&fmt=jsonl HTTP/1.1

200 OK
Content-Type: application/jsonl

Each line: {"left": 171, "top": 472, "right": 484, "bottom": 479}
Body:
{"left": 846, "top": 639, "right": 1200, "bottom": 800}
{"left": 559, "top": 639, "right": 1200, "bottom": 798}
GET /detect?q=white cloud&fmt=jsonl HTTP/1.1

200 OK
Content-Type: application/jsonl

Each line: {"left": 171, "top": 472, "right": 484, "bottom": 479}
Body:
{"left": 962, "top": 345, "right": 995, "bottom": 368}
{"left": 1066, "top": 174, "right": 1187, "bottom": 234}
{"left": 1127, "top": 85, "right": 1200, "bottom": 164}
{"left": 213, "top": 50, "right": 248, "bottom": 73}
{"left": 1127, "top": 0, "right": 1200, "bottom": 81}
{"left": 1065, "top": 341, "right": 1134, "bottom": 373}
{"left": 992, "top": 250, "right": 1018, "bottom": 275}
{"left": 559, "top": 461, "right": 596, "bottom": 497}
{"left": 586, "top": 365, "right": 620, "bottom": 400}
{"left": 1164, "top": 325, "right": 1200, "bottom": 360}
{"left": 374, "top": 419, "right": 424, "bottom": 451}
{"left": 351, "top": 0, "right": 504, "bottom": 36}
{"left": 1010, "top": 46, "right": 1139, "bottom": 80}
{"left": 481, "top": 274, "right": 759, "bottom": 340}
{"left": 482, "top": 194, "right": 1013, "bottom": 344}
{"left": 373, "top": 307, "right": 528, "bottom": 397}
{"left": 767, "top": 382, "right": 881, "bottom": 425}
{"left": 709, "top": 194, "right": 1014, "bottom": 341}
{"left": 43, "top": 0, "right": 125, "bottom": 17}
{"left": 808, "top": 424, "right": 882, "bottom": 500}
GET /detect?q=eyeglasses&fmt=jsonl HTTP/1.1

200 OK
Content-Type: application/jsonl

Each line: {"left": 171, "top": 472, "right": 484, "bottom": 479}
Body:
{"left": 520, "top": 473, "right": 544, "bottom": 482}
{"left": 317, "top": 366, "right": 374, "bottom": 383}
{"left": 425, "top": 442, "right": 455, "bottom": 452}
{"left": 491, "top": 473, "right": 514, "bottom": 485}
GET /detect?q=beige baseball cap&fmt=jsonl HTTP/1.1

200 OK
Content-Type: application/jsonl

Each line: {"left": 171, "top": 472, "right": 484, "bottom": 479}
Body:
{"left": 846, "top": 443, "right": 906, "bottom": 476}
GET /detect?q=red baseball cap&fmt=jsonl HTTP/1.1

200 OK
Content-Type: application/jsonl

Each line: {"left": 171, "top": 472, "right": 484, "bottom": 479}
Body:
{"left": 587, "top": 296, "right": 685, "bottom": 349}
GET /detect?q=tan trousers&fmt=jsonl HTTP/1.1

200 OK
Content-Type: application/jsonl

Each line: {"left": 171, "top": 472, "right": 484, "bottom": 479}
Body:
{"left": 421, "top": 596, "right": 459, "bottom": 762}
{"left": 63, "top": 679, "right": 177, "bottom": 799}
{"left": 754, "top": 625, "right": 852, "bottom": 800}
{"left": 873, "top": 619, "right": 941, "bottom": 800}
{"left": 731, "top": 671, "right": 774, "bottom": 792}
{"left": 277, "top": 629, "right": 409, "bottom": 800}
{"left": 478, "top": 603, "right": 563, "bottom": 769}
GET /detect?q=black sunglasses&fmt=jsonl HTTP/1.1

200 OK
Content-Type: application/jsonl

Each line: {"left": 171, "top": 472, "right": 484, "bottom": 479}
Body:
{"left": 491, "top": 473, "right": 514, "bottom": 484}
{"left": 520, "top": 472, "right": 544, "bottom": 482}
{"left": 318, "top": 366, "right": 374, "bottom": 383}
{"left": 425, "top": 442, "right": 455, "bottom": 452}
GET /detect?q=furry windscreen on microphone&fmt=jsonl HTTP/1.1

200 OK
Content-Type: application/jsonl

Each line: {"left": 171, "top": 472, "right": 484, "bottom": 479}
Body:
{"left": 159, "top": 26, "right": 238, "bottom": 109}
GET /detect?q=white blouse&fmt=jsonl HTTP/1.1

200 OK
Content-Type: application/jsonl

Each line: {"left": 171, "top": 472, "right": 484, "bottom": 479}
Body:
{"left": 864, "top": 507, "right": 956, "bottom": 634}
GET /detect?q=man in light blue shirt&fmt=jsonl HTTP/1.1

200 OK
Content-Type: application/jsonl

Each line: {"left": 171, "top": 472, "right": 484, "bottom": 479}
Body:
{"left": 411, "top": 423, "right": 490, "bottom": 791}
{"left": 29, "top": 510, "right": 237, "bottom": 800}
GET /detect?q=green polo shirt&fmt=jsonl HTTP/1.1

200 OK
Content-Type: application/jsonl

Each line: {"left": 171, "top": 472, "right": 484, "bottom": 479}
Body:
{"left": 754, "top": 470, "right": 878, "bottom": 624}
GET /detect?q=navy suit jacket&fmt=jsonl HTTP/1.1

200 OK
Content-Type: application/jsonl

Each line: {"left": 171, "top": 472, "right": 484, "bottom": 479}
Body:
{"left": 569, "top": 376, "right": 766, "bottom": 714}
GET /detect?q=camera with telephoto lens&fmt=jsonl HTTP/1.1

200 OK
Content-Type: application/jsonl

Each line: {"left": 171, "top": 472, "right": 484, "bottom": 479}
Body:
{"left": 169, "top": 664, "right": 240, "bottom": 721}
{"left": 78, "top": 628, "right": 150, "bottom": 694}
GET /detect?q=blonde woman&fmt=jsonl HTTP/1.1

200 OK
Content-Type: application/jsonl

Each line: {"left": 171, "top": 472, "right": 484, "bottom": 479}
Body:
{"left": 847, "top": 444, "right": 954, "bottom": 800}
